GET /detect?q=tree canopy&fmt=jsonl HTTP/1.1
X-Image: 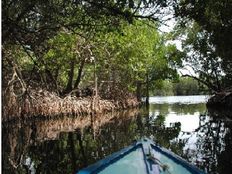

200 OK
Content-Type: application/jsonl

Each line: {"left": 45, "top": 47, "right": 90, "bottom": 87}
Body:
{"left": 3, "top": 0, "right": 183, "bottom": 100}
{"left": 174, "top": 0, "right": 232, "bottom": 92}
{"left": 3, "top": 0, "right": 231, "bottom": 101}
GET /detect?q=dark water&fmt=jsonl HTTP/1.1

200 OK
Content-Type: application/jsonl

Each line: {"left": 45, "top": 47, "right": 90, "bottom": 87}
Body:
{"left": 2, "top": 96, "right": 232, "bottom": 174}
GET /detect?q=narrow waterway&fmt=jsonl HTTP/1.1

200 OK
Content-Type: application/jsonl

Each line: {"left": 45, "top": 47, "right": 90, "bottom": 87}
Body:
{"left": 2, "top": 95, "right": 232, "bottom": 174}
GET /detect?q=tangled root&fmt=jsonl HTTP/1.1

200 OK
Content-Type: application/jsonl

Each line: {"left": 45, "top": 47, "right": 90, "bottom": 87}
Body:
{"left": 2, "top": 88, "right": 140, "bottom": 121}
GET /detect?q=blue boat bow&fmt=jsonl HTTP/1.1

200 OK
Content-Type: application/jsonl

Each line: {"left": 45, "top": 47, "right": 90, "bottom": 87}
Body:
{"left": 77, "top": 138, "right": 206, "bottom": 174}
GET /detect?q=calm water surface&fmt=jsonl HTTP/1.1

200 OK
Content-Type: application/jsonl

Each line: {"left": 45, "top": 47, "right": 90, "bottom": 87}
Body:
{"left": 2, "top": 95, "right": 232, "bottom": 174}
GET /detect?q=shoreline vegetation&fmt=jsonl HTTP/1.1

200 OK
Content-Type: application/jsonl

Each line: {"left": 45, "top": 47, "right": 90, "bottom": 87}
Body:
{"left": 3, "top": 88, "right": 140, "bottom": 122}
{"left": 2, "top": 0, "right": 232, "bottom": 122}
{"left": 3, "top": 85, "right": 231, "bottom": 122}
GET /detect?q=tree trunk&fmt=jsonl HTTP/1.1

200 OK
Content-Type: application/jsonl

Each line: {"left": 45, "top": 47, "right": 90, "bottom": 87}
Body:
{"left": 136, "top": 81, "right": 142, "bottom": 101}
{"left": 64, "top": 60, "right": 75, "bottom": 94}
{"left": 182, "top": 74, "right": 219, "bottom": 92}
{"left": 54, "top": 68, "right": 59, "bottom": 82}
{"left": 74, "top": 59, "right": 85, "bottom": 89}
{"left": 94, "top": 60, "right": 98, "bottom": 97}
{"left": 145, "top": 73, "right": 149, "bottom": 106}
{"left": 45, "top": 69, "right": 57, "bottom": 90}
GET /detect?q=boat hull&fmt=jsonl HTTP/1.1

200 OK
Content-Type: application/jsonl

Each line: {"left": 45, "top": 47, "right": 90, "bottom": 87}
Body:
{"left": 77, "top": 139, "right": 206, "bottom": 174}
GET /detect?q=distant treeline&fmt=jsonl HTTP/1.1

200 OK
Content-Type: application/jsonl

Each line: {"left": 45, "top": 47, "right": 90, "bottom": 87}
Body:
{"left": 151, "top": 77, "right": 208, "bottom": 96}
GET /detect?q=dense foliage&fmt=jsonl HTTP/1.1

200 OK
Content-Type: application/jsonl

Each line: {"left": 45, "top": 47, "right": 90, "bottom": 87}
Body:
{"left": 2, "top": 0, "right": 182, "bottom": 101}
{"left": 174, "top": 0, "right": 232, "bottom": 92}
{"left": 3, "top": 0, "right": 231, "bottom": 104}
{"left": 151, "top": 77, "right": 207, "bottom": 96}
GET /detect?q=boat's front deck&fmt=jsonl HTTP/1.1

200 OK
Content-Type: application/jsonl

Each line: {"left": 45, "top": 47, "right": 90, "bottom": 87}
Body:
{"left": 98, "top": 147, "right": 148, "bottom": 174}
{"left": 78, "top": 139, "right": 205, "bottom": 174}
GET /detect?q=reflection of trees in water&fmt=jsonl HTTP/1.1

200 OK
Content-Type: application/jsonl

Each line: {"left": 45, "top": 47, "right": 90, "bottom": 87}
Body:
{"left": 145, "top": 112, "right": 182, "bottom": 152}
{"left": 182, "top": 110, "right": 232, "bottom": 174}
{"left": 217, "top": 126, "right": 232, "bottom": 174}
{"left": 150, "top": 103, "right": 206, "bottom": 115}
{"left": 2, "top": 121, "right": 35, "bottom": 173}
{"left": 2, "top": 108, "right": 183, "bottom": 173}
{"left": 6, "top": 107, "right": 231, "bottom": 174}
{"left": 2, "top": 110, "right": 140, "bottom": 173}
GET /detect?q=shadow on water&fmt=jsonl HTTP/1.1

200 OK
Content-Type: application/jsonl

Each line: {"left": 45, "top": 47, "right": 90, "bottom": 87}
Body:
{"left": 2, "top": 97, "right": 232, "bottom": 174}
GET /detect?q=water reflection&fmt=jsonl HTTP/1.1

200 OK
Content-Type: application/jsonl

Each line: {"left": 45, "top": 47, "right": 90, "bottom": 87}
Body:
{"left": 192, "top": 111, "right": 232, "bottom": 174}
{"left": 149, "top": 95, "right": 209, "bottom": 104}
{"left": 149, "top": 103, "right": 206, "bottom": 132}
{"left": 2, "top": 96, "right": 232, "bottom": 174}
